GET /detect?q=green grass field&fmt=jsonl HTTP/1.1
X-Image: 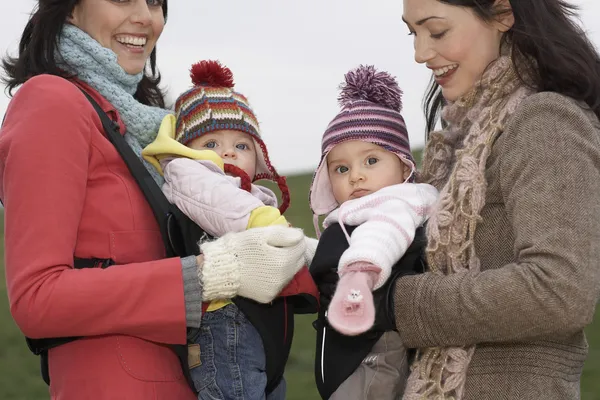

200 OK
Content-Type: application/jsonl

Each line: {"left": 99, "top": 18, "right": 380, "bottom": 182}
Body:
{"left": 1, "top": 171, "right": 599, "bottom": 399}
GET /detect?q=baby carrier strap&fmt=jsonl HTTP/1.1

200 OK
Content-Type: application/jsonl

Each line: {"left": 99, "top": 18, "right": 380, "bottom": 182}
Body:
{"left": 25, "top": 258, "right": 115, "bottom": 387}
{"left": 86, "top": 88, "right": 289, "bottom": 395}
{"left": 16, "top": 83, "right": 291, "bottom": 395}
{"left": 20, "top": 86, "right": 199, "bottom": 393}
{"left": 79, "top": 89, "right": 198, "bottom": 391}
{"left": 311, "top": 224, "right": 427, "bottom": 399}
{"left": 81, "top": 89, "right": 199, "bottom": 259}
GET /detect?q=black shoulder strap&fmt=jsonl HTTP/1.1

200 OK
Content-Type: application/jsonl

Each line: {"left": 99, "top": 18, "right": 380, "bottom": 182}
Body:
{"left": 79, "top": 89, "right": 197, "bottom": 393}
{"left": 12, "top": 86, "right": 197, "bottom": 393}
{"left": 79, "top": 90, "right": 180, "bottom": 257}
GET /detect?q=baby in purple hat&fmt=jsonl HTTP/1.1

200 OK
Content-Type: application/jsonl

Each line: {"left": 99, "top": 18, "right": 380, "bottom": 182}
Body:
{"left": 309, "top": 65, "right": 438, "bottom": 399}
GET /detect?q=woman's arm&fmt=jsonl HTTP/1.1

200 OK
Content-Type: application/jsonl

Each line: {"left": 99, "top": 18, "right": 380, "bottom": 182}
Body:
{"left": 1, "top": 76, "right": 190, "bottom": 345}
{"left": 392, "top": 93, "right": 600, "bottom": 348}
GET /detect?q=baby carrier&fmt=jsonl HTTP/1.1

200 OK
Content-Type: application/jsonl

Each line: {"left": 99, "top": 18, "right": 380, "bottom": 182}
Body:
{"left": 21, "top": 85, "right": 317, "bottom": 395}
{"left": 310, "top": 223, "right": 426, "bottom": 399}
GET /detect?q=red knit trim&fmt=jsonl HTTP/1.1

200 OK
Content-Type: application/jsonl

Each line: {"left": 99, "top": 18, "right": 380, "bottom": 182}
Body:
{"left": 224, "top": 163, "right": 252, "bottom": 192}
{"left": 256, "top": 139, "right": 277, "bottom": 177}
{"left": 276, "top": 176, "right": 291, "bottom": 214}
{"left": 253, "top": 173, "right": 272, "bottom": 181}
{"left": 223, "top": 164, "right": 290, "bottom": 214}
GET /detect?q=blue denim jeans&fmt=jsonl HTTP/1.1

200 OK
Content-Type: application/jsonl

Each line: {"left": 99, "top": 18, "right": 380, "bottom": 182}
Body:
{"left": 190, "top": 304, "right": 286, "bottom": 400}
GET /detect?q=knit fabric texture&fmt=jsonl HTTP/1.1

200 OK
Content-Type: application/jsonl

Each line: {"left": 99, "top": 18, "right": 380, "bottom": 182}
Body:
{"left": 199, "top": 227, "right": 306, "bottom": 304}
{"left": 392, "top": 92, "right": 600, "bottom": 400}
{"left": 173, "top": 60, "right": 280, "bottom": 182}
{"left": 402, "top": 55, "right": 534, "bottom": 400}
{"left": 321, "top": 98, "right": 413, "bottom": 164}
{"left": 323, "top": 183, "right": 438, "bottom": 290}
{"left": 56, "top": 24, "right": 169, "bottom": 185}
{"left": 174, "top": 88, "right": 260, "bottom": 147}
{"left": 309, "top": 65, "right": 416, "bottom": 218}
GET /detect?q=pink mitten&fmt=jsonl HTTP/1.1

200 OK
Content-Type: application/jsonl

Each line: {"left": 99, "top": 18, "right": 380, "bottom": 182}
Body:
{"left": 327, "top": 263, "right": 380, "bottom": 336}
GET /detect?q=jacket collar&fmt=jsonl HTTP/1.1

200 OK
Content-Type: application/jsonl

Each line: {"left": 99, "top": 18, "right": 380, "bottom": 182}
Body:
{"left": 72, "top": 78, "right": 126, "bottom": 135}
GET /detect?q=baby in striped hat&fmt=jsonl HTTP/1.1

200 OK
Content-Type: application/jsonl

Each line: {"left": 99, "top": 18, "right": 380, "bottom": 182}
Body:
{"left": 309, "top": 66, "right": 438, "bottom": 399}
{"left": 142, "top": 60, "right": 318, "bottom": 399}
{"left": 143, "top": 60, "right": 292, "bottom": 230}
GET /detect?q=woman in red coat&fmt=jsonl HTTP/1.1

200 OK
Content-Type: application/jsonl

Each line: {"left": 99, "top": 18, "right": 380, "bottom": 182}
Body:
{"left": 0, "top": 1, "right": 308, "bottom": 399}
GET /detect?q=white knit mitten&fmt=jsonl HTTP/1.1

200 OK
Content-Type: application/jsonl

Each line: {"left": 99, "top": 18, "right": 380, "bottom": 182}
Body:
{"left": 200, "top": 225, "right": 306, "bottom": 304}
{"left": 304, "top": 236, "right": 319, "bottom": 267}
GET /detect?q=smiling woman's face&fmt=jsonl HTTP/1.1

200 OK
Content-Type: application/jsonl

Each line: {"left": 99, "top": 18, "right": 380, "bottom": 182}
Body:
{"left": 402, "top": 0, "right": 510, "bottom": 101}
{"left": 70, "top": 0, "right": 165, "bottom": 74}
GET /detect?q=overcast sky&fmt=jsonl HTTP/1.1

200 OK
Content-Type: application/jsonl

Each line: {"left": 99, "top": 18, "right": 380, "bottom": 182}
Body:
{"left": 1, "top": 1, "right": 599, "bottom": 174}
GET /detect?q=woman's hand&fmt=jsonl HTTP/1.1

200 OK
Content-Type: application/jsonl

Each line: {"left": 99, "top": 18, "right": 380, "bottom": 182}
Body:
{"left": 370, "top": 272, "right": 400, "bottom": 332}
{"left": 199, "top": 225, "right": 307, "bottom": 304}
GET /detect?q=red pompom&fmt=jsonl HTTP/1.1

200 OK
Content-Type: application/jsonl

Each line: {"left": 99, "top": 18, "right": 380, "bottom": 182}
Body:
{"left": 190, "top": 60, "right": 234, "bottom": 88}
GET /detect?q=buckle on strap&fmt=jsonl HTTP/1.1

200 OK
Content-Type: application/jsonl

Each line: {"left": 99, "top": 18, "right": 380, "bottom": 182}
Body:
{"left": 73, "top": 257, "right": 115, "bottom": 269}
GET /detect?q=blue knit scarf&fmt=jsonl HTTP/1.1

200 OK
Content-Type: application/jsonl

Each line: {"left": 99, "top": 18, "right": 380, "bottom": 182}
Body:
{"left": 56, "top": 24, "right": 168, "bottom": 184}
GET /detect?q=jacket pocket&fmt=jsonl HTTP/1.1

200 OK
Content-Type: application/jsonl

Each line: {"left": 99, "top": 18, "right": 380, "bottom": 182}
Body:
{"left": 109, "top": 230, "right": 165, "bottom": 264}
{"left": 116, "top": 336, "right": 184, "bottom": 382}
{"left": 190, "top": 324, "right": 218, "bottom": 392}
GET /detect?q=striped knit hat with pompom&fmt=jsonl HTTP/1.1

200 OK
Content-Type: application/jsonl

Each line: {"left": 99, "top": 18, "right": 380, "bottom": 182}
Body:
{"left": 174, "top": 60, "right": 290, "bottom": 213}
{"left": 309, "top": 65, "right": 415, "bottom": 220}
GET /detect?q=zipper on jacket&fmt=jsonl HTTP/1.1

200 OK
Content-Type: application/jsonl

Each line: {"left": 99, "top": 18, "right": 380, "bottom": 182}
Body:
{"left": 320, "top": 310, "right": 327, "bottom": 383}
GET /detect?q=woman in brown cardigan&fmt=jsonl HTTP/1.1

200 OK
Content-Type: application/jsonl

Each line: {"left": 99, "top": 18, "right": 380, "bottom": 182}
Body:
{"left": 397, "top": 0, "right": 600, "bottom": 398}
{"left": 316, "top": 0, "right": 600, "bottom": 399}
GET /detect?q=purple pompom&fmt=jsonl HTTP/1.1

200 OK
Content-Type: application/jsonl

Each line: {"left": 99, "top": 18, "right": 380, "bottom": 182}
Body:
{"left": 338, "top": 65, "right": 403, "bottom": 112}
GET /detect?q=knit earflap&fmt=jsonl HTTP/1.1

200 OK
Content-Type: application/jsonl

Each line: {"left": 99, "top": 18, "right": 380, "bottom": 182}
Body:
{"left": 176, "top": 59, "right": 291, "bottom": 215}
{"left": 338, "top": 65, "right": 403, "bottom": 112}
{"left": 309, "top": 64, "right": 413, "bottom": 235}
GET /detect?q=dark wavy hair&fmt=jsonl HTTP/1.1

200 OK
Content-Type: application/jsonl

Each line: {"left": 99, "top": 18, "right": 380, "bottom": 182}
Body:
{"left": 1, "top": 0, "right": 168, "bottom": 107}
{"left": 423, "top": 0, "right": 600, "bottom": 134}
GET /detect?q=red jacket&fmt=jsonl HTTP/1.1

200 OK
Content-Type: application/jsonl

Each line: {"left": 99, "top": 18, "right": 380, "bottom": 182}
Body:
{"left": 0, "top": 75, "right": 196, "bottom": 399}
{"left": 1, "top": 74, "right": 319, "bottom": 399}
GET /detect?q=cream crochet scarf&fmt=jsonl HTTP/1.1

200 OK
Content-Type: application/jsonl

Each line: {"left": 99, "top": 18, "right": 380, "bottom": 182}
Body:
{"left": 403, "top": 55, "right": 534, "bottom": 399}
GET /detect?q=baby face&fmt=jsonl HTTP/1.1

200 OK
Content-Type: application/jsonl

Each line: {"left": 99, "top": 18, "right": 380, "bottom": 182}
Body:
{"left": 187, "top": 130, "right": 257, "bottom": 179}
{"left": 327, "top": 141, "right": 411, "bottom": 204}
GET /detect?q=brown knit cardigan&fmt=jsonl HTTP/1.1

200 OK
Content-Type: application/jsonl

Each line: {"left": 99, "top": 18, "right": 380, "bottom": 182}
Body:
{"left": 393, "top": 91, "right": 600, "bottom": 399}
